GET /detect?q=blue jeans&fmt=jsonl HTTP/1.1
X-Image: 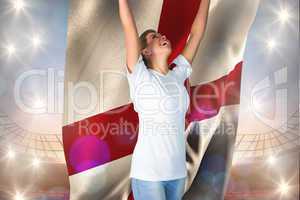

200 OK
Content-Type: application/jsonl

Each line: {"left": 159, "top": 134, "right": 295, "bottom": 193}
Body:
{"left": 131, "top": 177, "right": 186, "bottom": 200}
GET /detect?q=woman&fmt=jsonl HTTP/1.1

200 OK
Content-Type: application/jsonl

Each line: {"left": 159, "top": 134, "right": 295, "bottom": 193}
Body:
{"left": 119, "top": 0, "right": 210, "bottom": 199}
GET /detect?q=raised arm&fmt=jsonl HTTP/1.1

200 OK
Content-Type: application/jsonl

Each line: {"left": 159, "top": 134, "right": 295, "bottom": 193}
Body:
{"left": 119, "top": 0, "right": 141, "bottom": 73}
{"left": 182, "top": 0, "right": 210, "bottom": 64}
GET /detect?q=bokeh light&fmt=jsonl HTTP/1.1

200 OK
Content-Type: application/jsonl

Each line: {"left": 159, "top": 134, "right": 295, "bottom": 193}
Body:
{"left": 278, "top": 8, "right": 290, "bottom": 23}
{"left": 267, "top": 155, "right": 276, "bottom": 165}
{"left": 266, "top": 39, "right": 277, "bottom": 50}
{"left": 32, "top": 157, "right": 41, "bottom": 168}
{"left": 5, "top": 44, "right": 16, "bottom": 56}
{"left": 278, "top": 182, "right": 289, "bottom": 195}
{"left": 6, "top": 149, "right": 16, "bottom": 160}
{"left": 11, "top": 0, "right": 26, "bottom": 13}
{"left": 14, "top": 191, "right": 25, "bottom": 200}
{"left": 31, "top": 35, "right": 42, "bottom": 48}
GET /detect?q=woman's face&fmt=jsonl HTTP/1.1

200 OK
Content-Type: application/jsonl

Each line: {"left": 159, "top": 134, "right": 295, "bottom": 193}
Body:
{"left": 144, "top": 31, "right": 172, "bottom": 58}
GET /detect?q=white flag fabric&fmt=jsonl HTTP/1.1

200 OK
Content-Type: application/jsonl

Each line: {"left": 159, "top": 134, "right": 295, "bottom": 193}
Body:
{"left": 62, "top": 0, "right": 260, "bottom": 199}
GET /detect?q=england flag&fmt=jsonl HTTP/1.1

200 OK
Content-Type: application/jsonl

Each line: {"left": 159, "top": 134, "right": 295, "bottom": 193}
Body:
{"left": 62, "top": 0, "right": 260, "bottom": 199}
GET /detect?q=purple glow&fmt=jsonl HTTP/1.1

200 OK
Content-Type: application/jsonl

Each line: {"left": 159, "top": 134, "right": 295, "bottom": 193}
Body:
{"left": 69, "top": 136, "right": 110, "bottom": 173}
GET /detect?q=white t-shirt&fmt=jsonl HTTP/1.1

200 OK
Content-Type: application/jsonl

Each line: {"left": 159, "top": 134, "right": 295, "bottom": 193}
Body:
{"left": 126, "top": 54, "right": 192, "bottom": 181}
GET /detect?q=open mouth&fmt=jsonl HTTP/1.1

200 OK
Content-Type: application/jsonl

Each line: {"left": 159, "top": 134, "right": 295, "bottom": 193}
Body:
{"left": 161, "top": 41, "right": 169, "bottom": 46}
